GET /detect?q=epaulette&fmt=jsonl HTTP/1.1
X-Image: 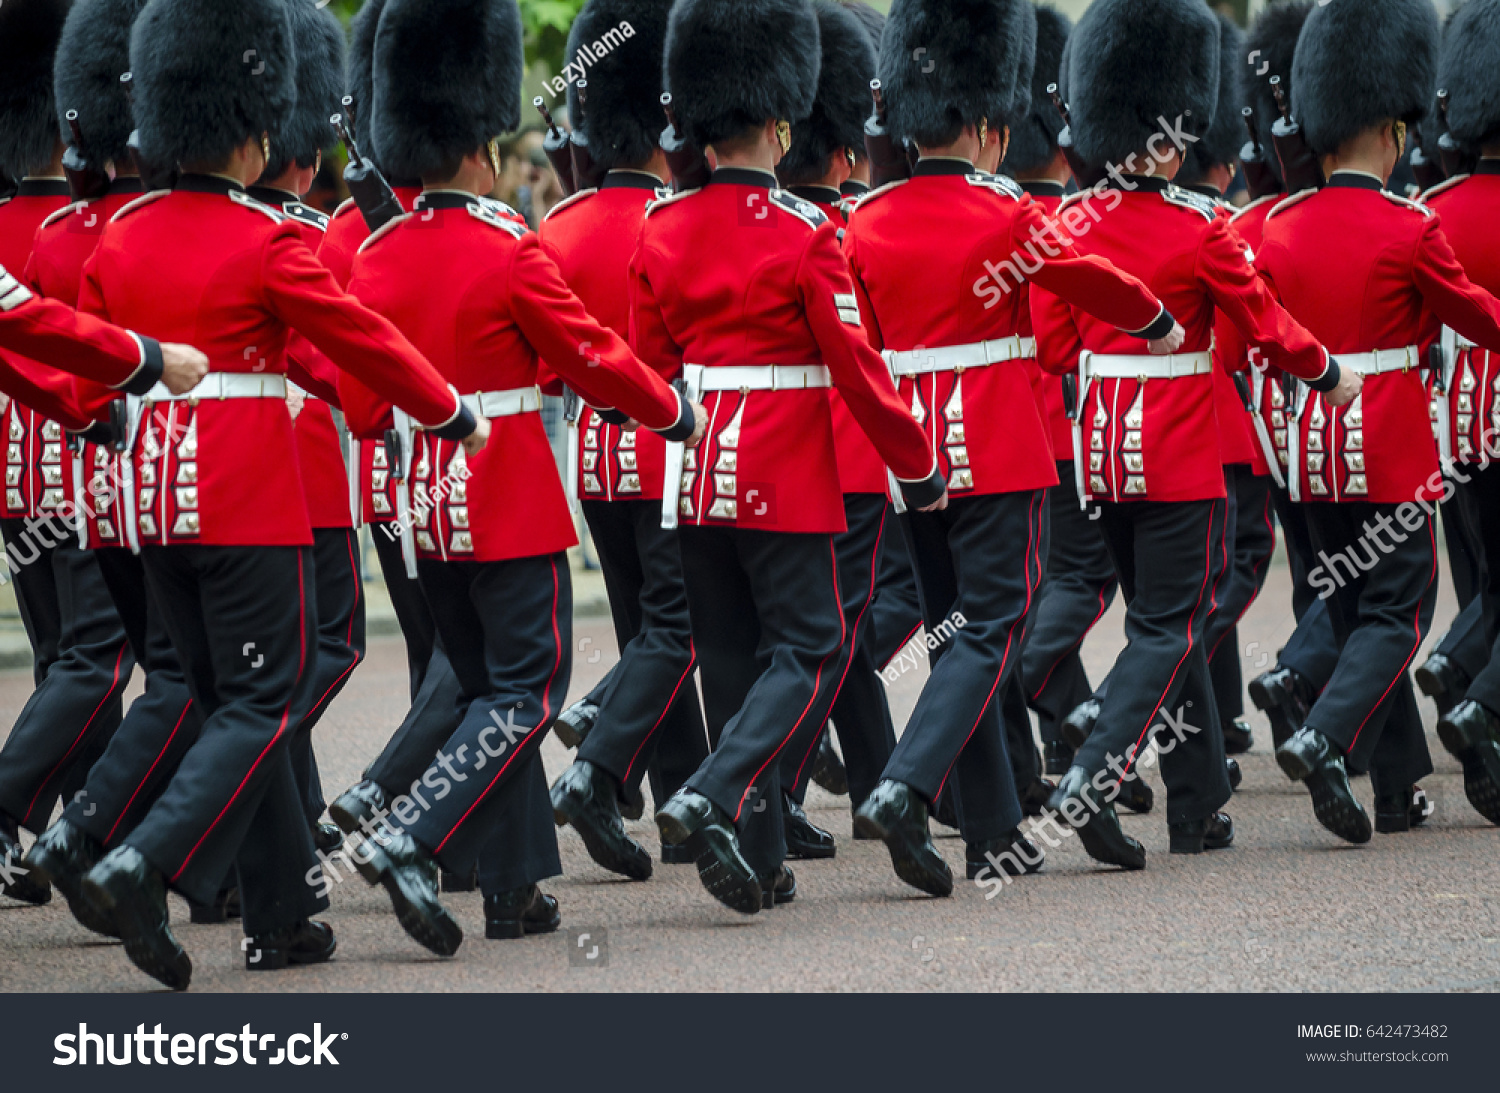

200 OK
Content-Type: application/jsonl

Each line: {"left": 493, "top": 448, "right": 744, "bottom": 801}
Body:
{"left": 1229, "top": 193, "right": 1281, "bottom": 223}
{"left": 1161, "top": 183, "right": 1219, "bottom": 221}
{"left": 543, "top": 188, "right": 597, "bottom": 222}
{"left": 965, "top": 172, "right": 1023, "bottom": 201}
{"left": 843, "top": 178, "right": 906, "bottom": 215}
{"left": 356, "top": 211, "right": 412, "bottom": 253}
{"left": 1057, "top": 187, "right": 1094, "bottom": 213}
{"left": 1264, "top": 187, "right": 1317, "bottom": 222}
{"left": 467, "top": 202, "right": 528, "bottom": 238}
{"left": 1382, "top": 189, "right": 1434, "bottom": 217}
{"left": 110, "top": 189, "right": 170, "bottom": 222}
{"left": 228, "top": 189, "right": 286, "bottom": 224}
{"left": 644, "top": 187, "right": 700, "bottom": 217}
{"left": 1419, "top": 174, "right": 1469, "bottom": 205}
{"left": 474, "top": 195, "right": 525, "bottom": 224}
{"left": 835, "top": 195, "right": 860, "bottom": 219}
{"left": 770, "top": 189, "right": 827, "bottom": 229}
{"left": 331, "top": 196, "right": 360, "bottom": 221}
{"left": 282, "top": 200, "right": 330, "bottom": 232}
{"left": 40, "top": 201, "right": 85, "bottom": 230}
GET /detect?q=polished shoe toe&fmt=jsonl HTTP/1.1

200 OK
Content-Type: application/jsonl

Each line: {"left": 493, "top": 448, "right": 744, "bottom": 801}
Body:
{"left": 1223, "top": 717, "right": 1254, "bottom": 755}
{"left": 1049, "top": 768, "right": 1146, "bottom": 870}
{"left": 966, "top": 830, "right": 1044, "bottom": 880}
{"left": 312, "top": 821, "right": 343, "bottom": 854}
{"left": 1169, "top": 812, "right": 1233, "bottom": 853}
{"left": 758, "top": 865, "right": 796, "bottom": 908}
{"left": 810, "top": 728, "right": 848, "bottom": 796}
{"left": 24, "top": 821, "right": 115, "bottom": 938}
{"left": 1018, "top": 777, "right": 1056, "bottom": 818}
{"left": 783, "top": 794, "right": 835, "bottom": 860}
{"left": 1226, "top": 757, "right": 1243, "bottom": 792}
{"left": 1416, "top": 653, "right": 1469, "bottom": 719}
{"left": 485, "top": 885, "right": 561, "bottom": 939}
{"left": 81, "top": 846, "right": 191, "bottom": 991}
{"left": 853, "top": 780, "right": 953, "bottom": 897}
{"left": 1437, "top": 700, "right": 1500, "bottom": 825}
{"left": 245, "top": 919, "right": 337, "bottom": 970}
{"left": 551, "top": 761, "right": 653, "bottom": 880}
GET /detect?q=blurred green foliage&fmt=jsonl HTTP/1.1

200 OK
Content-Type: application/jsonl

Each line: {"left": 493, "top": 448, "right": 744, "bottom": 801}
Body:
{"left": 324, "top": 0, "right": 589, "bottom": 76}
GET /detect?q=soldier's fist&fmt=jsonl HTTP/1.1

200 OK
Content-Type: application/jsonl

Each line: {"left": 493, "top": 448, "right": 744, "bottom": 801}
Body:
{"left": 159, "top": 343, "right": 210, "bottom": 395}
{"left": 685, "top": 402, "right": 708, "bottom": 448}
{"left": 918, "top": 489, "right": 949, "bottom": 513}
{"left": 1146, "top": 322, "right": 1187, "bottom": 356}
{"left": 285, "top": 387, "right": 306, "bottom": 421}
{"left": 462, "top": 414, "right": 492, "bottom": 458}
{"left": 1324, "top": 364, "right": 1363, "bottom": 407}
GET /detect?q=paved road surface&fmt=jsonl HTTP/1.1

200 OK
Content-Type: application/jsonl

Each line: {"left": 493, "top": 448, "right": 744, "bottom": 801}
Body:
{"left": 2, "top": 558, "right": 1497, "bottom": 993}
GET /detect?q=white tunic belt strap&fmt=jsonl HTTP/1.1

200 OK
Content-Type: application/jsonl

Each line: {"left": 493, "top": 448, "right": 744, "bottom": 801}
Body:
{"left": 884, "top": 336, "right": 1035, "bottom": 376}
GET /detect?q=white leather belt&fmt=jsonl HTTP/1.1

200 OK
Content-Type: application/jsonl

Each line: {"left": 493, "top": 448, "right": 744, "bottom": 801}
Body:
{"left": 1338, "top": 345, "right": 1420, "bottom": 376}
{"left": 146, "top": 372, "right": 289, "bottom": 402}
{"left": 1082, "top": 351, "right": 1213, "bottom": 380}
{"left": 884, "top": 336, "right": 1035, "bottom": 377}
{"left": 461, "top": 385, "right": 543, "bottom": 418}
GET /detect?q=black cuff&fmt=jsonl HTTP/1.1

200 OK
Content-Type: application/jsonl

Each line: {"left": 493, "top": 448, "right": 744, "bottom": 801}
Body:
{"left": 593, "top": 406, "right": 631, "bottom": 426}
{"left": 430, "top": 404, "right": 478, "bottom": 442}
{"left": 654, "top": 390, "right": 697, "bottom": 443}
{"left": 898, "top": 468, "right": 947, "bottom": 511}
{"left": 1307, "top": 355, "right": 1341, "bottom": 394}
{"left": 122, "top": 337, "right": 165, "bottom": 395}
{"left": 1132, "top": 308, "right": 1177, "bottom": 342}
{"left": 69, "top": 420, "right": 120, "bottom": 448}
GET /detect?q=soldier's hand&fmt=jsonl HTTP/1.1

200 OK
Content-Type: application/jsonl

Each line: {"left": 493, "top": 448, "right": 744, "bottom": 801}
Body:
{"left": 1324, "top": 364, "right": 1363, "bottom": 407}
{"left": 159, "top": 343, "right": 210, "bottom": 395}
{"left": 462, "top": 415, "right": 492, "bottom": 458}
{"left": 685, "top": 402, "right": 709, "bottom": 448}
{"left": 621, "top": 419, "right": 640, "bottom": 433}
{"left": 918, "top": 489, "right": 949, "bottom": 513}
{"left": 285, "top": 388, "right": 306, "bottom": 421}
{"left": 1146, "top": 322, "right": 1187, "bottom": 356}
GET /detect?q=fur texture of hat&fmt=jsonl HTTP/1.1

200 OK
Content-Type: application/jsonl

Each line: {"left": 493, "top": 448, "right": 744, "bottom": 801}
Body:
{"left": 0, "top": 0, "right": 74, "bottom": 176}
{"left": 1065, "top": 0, "right": 1220, "bottom": 169}
{"left": 839, "top": 0, "right": 885, "bottom": 49}
{"left": 266, "top": 0, "right": 345, "bottom": 178}
{"left": 1179, "top": 11, "right": 1244, "bottom": 183}
{"left": 53, "top": 0, "right": 146, "bottom": 171}
{"left": 1241, "top": 1, "right": 1312, "bottom": 188}
{"left": 346, "top": 0, "right": 386, "bottom": 157}
{"left": 1292, "top": 0, "right": 1439, "bottom": 156}
{"left": 371, "top": 0, "right": 524, "bottom": 180}
{"left": 1437, "top": 0, "right": 1500, "bottom": 154}
{"left": 778, "top": 0, "right": 876, "bottom": 184}
{"left": 1002, "top": 3, "right": 1069, "bottom": 175}
{"left": 129, "top": 0, "right": 296, "bottom": 169}
{"left": 564, "top": 0, "right": 670, "bottom": 172}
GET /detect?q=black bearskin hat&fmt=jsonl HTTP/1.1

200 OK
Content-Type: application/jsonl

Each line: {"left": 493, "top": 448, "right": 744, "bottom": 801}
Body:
{"left": 0, "top": 0, "right": 74, "bottom": 176}
{"left": 1179, "top": 11, "right": 1244, "bottom": 184}
{"left": 1003, "top": 3, "right": 1070, "bottom": 175}
{"left": 1241, "top": 1, "right": 1312, "bottom": 188}
{"left": 266, "top": 0, "right": 345, "bottom": 179}
{"left": 564, "top": 0, "right": 670, "bottom": 172}
{"left": 1437, "top": 0, "right": 1500, "bottom": 155}
{"left": 839, "top": 0, "right": 885, "bottom": 49}
{"left": 778, "top": 0, "right": 877, "bottom": 184}
{"left": 53, "top": 0, "right": 147, "bottom": 172}
{"left": 346, "top": 0, "right": 386, "bottom": 159}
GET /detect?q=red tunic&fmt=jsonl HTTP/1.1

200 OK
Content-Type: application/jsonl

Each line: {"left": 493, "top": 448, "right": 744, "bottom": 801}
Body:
{"left": 845, "top": 160, "right": 1169, "bottom": 500}
{"left": 630, "top": 167, "right": 940, "bottom": 533}
{"left": 1258, "top": 171, "right": 1500, "bottom": 503}
{"left": 76, "top": 175, "right": 465, "bottom": 547}
{"left": 1224, "top": 194, "right": 1282, "bottom": 478}
{"left": 1034, "top": 175, "right": 1331, "bottom": 505}
{"left": 1015, "top": 180, "right": 1074, "bottom": 461}
{"left": 349, "top": 189, "right": 689, "bottom": 563}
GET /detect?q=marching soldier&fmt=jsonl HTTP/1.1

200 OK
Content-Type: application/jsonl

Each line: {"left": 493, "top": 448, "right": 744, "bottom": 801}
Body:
{"left": 541, "top": 0, "right": 713, "bottom": 881}
{"left": 343, "top": 0, "right": 702, "bottom": 949}
{"left": 640, "top": 0, "right": 945, "bottom": 914}
{"left": 1036, "top": 0, "right": 1355, "bottom": 870}
{"left": 846, "top": 0, "right": 1184, "bottom": 896}
{"left": 72, "top": 0, "right": 486, "bottom": 989}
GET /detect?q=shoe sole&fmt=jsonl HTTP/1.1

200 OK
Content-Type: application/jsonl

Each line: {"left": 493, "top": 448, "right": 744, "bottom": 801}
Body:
{"left": 1074, "top": 820, "right": 1147, "bottom": 870}
{"left": 246, "top": 936, "right": 337, "bottom": 970}
{"left": 557, "top": 798, "right": 653, "bottom": 881}
{"left": 1060, "top": 719, "right": 1093, "bottom": 751}
{"left": 811, "top": 755, "right": 849, "bottom": 797}
{"left": 1415, "top": 666, "right": 1457, "bottom": 717}
{"left": 328, "top": 797, "right": 373, "bottom": 837}
{"left": 1439, "top": 718, "right": 1500, "bottom": 824}
{"left": 1248, "top": 677, "right": 1300, "bottom": 749}
{"left": 80, "top": 873, "right": 191, "bottom": 991}
{"left": 1304, "top": 770, "right": 1372, "bottom": 844}
{"left": 25, "top": 848, "right": 118, "bottom": 939}
{"left": 350, "top": 838, "right": 464, "bottom": 957}
{"left": 486, "top": 910, "right": 562, "bottom": 940}
{"left": 1275, "top": 742, "right": 1315, "bottom": 783}
{"left": 855, "top": 811, "right": 954, "bottom": 897}
{"left": 785, "top": 842, "right": 836, "bottom": 861}
{"left": 656, "top": 810, "right": 762, "bottom": 914}
{"left": 551, "top": 717, "right": 587, "bottom": 750}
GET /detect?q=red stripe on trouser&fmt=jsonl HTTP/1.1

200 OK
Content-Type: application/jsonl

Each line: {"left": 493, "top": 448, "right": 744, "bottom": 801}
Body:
{"left": 881, "top": 622, "right": 924, "bottom": 672}
{"left": 105, "top": 699, "right": 194, "bottom": 846}
{"left": 171, "top": 552, "right": 308, "bottom": 883}
{"left": 1114, "top": 503, "right": 1219, "bottom": 788}
{"left": 790, "top": 505, "right": 888, "bottom": 788}
{"left": 733, "top": 537, "right": 847, "bottom": 823}
{"left": 932, "top": 492, "right": 1044, "bottom": 802}
{"left": 1348, "top": 520, "right": 1437, "bottom": 750}
{"left": 23, "top": 644, "right": 130, "bottom": 825}
{"left": 434, "top": 556, "right": 564, "bottom": 854}
{"left": 622, "top": 642, "right": 697, "bottom": 787}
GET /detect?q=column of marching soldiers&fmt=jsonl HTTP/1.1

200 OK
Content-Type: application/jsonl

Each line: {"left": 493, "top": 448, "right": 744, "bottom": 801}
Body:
{"left": 0, "top": 0, "right": 1498, "bottom": 991}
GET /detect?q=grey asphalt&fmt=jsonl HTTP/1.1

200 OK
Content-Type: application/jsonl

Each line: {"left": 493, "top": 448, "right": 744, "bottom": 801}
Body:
{"left": 2, "top": 553, "right": 1497, "bottom": 993}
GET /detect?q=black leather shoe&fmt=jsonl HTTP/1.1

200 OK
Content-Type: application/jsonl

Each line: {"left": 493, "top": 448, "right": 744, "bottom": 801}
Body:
{"left": 1409, "top": 785, "right": 1434, "bottom": 828}
{"left": 551, "top": 698, "right": 600, "bottom": 749}
{"left": 660, "top": 842, "right": 695, "bottom": 864}
{"left": 349, "top": 826, "right": 463, "bottom": 956}
{"left": 1416, "top": 653, "right": 1470, "bottom": 719}
{"left": 1043, "top": 740, "right": 1075, "bottom": 777}
{"left": 656, "top": 791, "right": 762, "bottom": 914}
{"left": 440, "top": 867, "right": 478, "bottom": 892}
{"left": 1048, "top": 767, "right": 1145, "bottom": 869}
{"left": 81, "top": 846, "right": 191, "bottom": 990}
{"left": 758, "top": 865, "right": 796, "bottom": 908}
{"left": 783, "top": 794, "right": 835, "bottom": 860}
{"left": 1276, "top": 727, "right": 1371, "bottom": 843}
{"left": 1115, "top": 773, "right": 1154, "bottom": 814}
{"left": 244, "top": 919, "right": 336, "bottom": 970}
{"left": 329, "top": 779, "right": 387, "bottom": 836}
{"left": 1437, "top": 700, "right": 1500, "bottom": 825}
{"left": 810, "top": 728, "right": 848, "bottom": 796}
{"left": 189, "top": 886, "right": 240, "bottom": 924}
{"left": 1248, "top": 665, "right": 1314, "bottom": 750}
{"left": 1223, "top": 717, "right": 1254, "bottom": 755}
{"left": 1018, "top": 777, "right": 1056, "bottom": 818}
{"left": 24, "top": 820, "right": 116, "bottom": 937}
{"left": 551, "top": 760, "right": 653, "bottom": 879}
{"left": 1226, "top": 758, "right": 1243, "bottom": 792}
{"left": 852, "top": 780, "right": 953, "bottom": 896}
{"left": 620, "top": 782, "right": 646, "bottom": 822}
{"left": 1169, "top": 812, "right": 1234, "bottom": 853}
{"left": 484, "top": 885, "right": 561, "bottom": 939}
{"left": 312, "top": 821, "right": 343, "bottom": 853}
{"left": 1374, "top": 786, "right": 1417, "bottom": 833}
{"left": 0, "top": 821, "right": 50, "bottom": 905}
{"left": 1061, "top": 698, "right": 1101, "bottom": 750}
{"left": 966, "top": 830, "right": 1044, "bottom": 880}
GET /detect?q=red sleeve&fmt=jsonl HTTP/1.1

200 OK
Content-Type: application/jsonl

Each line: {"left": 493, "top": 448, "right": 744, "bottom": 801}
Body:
{"left": 1203, "top": 218, "right": 1330, "bottom": 384}
{"left": 510, "top": 234, "right": 683, "bottom": 432}
{"left": 627, "top": 238, "right": 687, "bottom": 383}
{"left": 841, "top": 231, "right": 886, "bottom": 353}
{"left": 1030, "top": 283, "right": 1084, "bottom": 377}
{"left": 286, "top": 333, "right": 343, "bottom": 406}
{"left": 259, "top": 227, "right": 463, "bottom": 431}
{"left": 1014, "top": 200, "right": 1169, "bottom": 336}
{"left": 1412, "top": 214, "right": 1500, "bottom": 353}
{"left": 798, "top": 223, "right": 935, "bottom": 485}
{"left": 0, "top": 354, "right": 94, "bottom": 429}
{"left": 0, "top": 266, "right": 151, "bottom": 391}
